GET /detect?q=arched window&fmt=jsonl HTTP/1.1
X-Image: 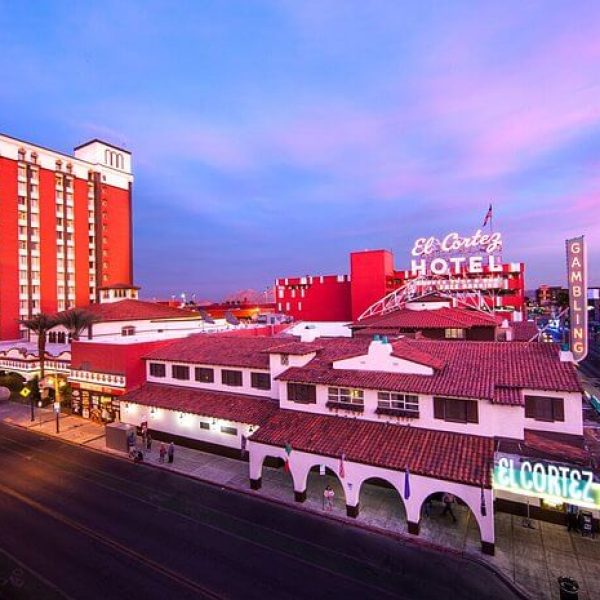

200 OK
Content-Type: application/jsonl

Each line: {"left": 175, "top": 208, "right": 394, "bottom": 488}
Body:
{"left": 18, "top": 148, "right": 26, "bottom": 161}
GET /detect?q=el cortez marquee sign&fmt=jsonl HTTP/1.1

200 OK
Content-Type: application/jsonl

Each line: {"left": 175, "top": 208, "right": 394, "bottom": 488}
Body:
{"left": 566, "top": 236, "right": 588, "bottom": 362}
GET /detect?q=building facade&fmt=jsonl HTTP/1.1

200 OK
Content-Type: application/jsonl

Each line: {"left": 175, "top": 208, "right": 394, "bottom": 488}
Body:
{"left": 0, "top": 133, "right": 133, "bottom": 339}
{"left": 276, "top": 248, "right": 526, "bottom": 323}
{"left": 120, "top": 332, "right": 596, "bottom": 555}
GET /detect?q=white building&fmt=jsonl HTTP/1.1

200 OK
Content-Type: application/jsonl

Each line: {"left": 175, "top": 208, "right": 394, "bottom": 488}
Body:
{"left": 120, "top": 333, "right": 594, "bottom": 555}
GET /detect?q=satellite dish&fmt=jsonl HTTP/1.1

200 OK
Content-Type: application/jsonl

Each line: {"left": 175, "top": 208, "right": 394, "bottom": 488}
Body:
{"left": 198, "top": 310, "right": 215, "bottom": 324}
{"left": 224, "top": 310, "right": 240, "bottom": 326}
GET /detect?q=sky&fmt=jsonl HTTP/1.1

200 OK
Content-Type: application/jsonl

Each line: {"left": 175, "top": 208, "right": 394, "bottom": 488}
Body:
{"left": 1, "top": 1, "right": 599, "bottom": 298}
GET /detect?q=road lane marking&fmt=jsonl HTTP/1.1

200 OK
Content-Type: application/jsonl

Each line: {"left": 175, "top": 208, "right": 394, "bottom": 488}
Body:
{"left": 0, "top": 481, "right": 224, "bottom": 600}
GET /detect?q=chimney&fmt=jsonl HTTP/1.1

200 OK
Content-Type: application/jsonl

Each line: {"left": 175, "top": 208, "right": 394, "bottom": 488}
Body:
{"left": 368, "top": 335, "right": 392, "bottom": 356}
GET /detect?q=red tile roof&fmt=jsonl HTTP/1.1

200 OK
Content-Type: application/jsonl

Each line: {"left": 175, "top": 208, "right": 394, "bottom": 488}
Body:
{"left": 58, "top": 299, "right": 200, "bottom": 322}
{"left": 145, "top": 334, "right": 286, "bottom": 369}
{"left": 510, "top": 321, "right": 539, "bottom": 342}
{"left": 250, "top": 411, "right": 494, "bottom": 487}
{"left": 353, "top": 306, "right": 498, "bottom": 331}
{"left": 123, "top": 383, "right": 278, "bottom": 425}
{"left": 492, "top": 386, "right": 523, "bottom": 406}
{"left": 277, "top": 340, "right": 581, "bottom": 401}
{"left": 265, "top": 341, "right": 324, "bottom": 355}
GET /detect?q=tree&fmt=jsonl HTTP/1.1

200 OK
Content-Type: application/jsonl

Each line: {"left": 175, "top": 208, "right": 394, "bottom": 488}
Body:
{"left": 56, "top": 308, "right": 99, "bottom": 341}
{"left": 19, "top": 313, "right": 59, "bottom": 379}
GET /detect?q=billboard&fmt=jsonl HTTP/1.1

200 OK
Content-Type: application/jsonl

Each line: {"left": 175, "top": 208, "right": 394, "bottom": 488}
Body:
{"left": 566, "top": 236, "right": 588, "bottom": 362}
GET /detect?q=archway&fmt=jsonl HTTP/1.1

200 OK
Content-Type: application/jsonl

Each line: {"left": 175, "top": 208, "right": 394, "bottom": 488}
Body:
{"left": 418, "top": 491, "right": 483, "bottom": 552}
{"left": 357, "top": 477, "right": 407, "bottom": 534}
{"left": 253, "top": 454, "right": 296, "bottom": 503}
{"left": 304, "top": 465, "right": 346, "bottom": 513}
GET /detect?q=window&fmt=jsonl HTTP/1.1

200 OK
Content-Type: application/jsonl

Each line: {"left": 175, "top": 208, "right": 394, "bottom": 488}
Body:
{"left": 149, "top": 363, "right": 166, "bottom": 378}
{"left": 287, "top": 383, "right": 316, "bottom": 404}
{"left": 220, "top": 426, "right": 238, "bottom": 436}
{"left": 48, "top": 331, "right": 57, "bottom": 343}
{"left": 195, "top": 367, "right": 214, "bottom": 383}
{"left": 251, "top": 372, "right": 271, "bottom": 390}
{"left": 280, "top": 354, "right": 289, "bottom": 366}
{"left": 327, "top": 387, "right": 364, "bottom": 411}
{"left": 377, "top": 392, "right": 419, "bottom": 416}
{"left": 121, "top": 326, "right": 135, "bottom": 336}
{"left": 222, "top": 369, "right": 242, "bottom": 387}
{"left": 172, "top": 365, "right": 190, "bottom": 380}
{"left": 200, "top": 421, "right": 210, "bottom": 430}
{"left": 445, "top": 328, "right": 465, "bottom": 339}
{"left": 433, "top": 397, "right": 478, "bottom": 424}
{"left": 524, "top": 396, "right": 564, "bottom": 422}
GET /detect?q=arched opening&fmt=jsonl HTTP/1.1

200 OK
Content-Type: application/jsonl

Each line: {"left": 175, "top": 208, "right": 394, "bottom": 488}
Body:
{"left": 357, "top": 477, "right": 407, "bottom": 533}
{"left": 255, "top": 454, "right": 296, "bottom": 503}
{"left": 304, "top": 465, "right": 346, "bottom": 513}
{"left": 419, "top": 491, "right": 482, "bottom": 552}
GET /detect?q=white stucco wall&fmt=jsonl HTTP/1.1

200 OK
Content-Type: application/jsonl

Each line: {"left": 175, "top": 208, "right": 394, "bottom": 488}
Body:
{"left": 121, "top": 402, "right": 254, "bottom": 450}
{"left": 146, "top": 361, "right": 273, "bottom": 398}
{"left": 278, "top": 382, "right": 525, "bottom": 439}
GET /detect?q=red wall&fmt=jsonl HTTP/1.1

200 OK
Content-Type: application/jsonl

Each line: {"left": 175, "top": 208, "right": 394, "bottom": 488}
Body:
{"left": 100, "top": 183, "right": 131, "bottom": 286}
{"left": 39, "top": 168, "right": 58, "bottom": 314}
{"left": 350, "top": 249, "right": 394, "bottom": 320}
{"left": 0, "top": 158, "right": 19, "bottom": 338}
{"left": 278, "top": 277, "right": 352, "bottom": 321}
{"left": 71, "top": 339, "right": 174, "bottom": 392}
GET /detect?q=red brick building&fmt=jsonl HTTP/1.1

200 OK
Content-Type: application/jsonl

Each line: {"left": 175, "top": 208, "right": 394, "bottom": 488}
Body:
{"left": 0, "top": 133, "right": 133, "bottom": 339}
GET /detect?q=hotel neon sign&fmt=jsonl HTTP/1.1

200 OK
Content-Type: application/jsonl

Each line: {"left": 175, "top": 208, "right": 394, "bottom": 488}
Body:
{"left": 410, "top": 229, "right": 504, "bottom": 276}
{"left": 493, "top": 457, "right": 600, "bottom": 509}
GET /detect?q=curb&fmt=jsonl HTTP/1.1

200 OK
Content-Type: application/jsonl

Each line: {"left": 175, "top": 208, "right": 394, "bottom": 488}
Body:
{"left": 3, "top": 416, "right": 531, "bottom": 600}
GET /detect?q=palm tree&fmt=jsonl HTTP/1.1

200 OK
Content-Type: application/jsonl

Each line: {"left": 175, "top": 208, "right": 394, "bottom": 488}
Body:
{"left": 19, "top": 313, "right": 59, "bottom": 379}
{"left": 56, "top": 308, "right": 99, "bottom": 341}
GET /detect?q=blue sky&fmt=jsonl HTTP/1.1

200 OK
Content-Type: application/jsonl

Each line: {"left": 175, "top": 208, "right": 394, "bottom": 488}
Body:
{"left": 1, "top": 1, "right": 599, "bottom": 298}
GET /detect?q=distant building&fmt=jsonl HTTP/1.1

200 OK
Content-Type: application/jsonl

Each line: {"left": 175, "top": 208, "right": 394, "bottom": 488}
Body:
{"left": 535, "top": 285, "right": 568, "bottom": 309}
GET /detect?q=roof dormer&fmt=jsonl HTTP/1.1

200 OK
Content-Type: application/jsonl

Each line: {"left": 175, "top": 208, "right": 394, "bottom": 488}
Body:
{"left": 332, "top": 336, "right": 444, "bottom": 375}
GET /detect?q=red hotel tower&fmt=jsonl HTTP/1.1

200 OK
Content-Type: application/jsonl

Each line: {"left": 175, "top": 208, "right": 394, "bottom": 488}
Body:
{"left": 0, "top": 133, "right": 133, "bottom": 339}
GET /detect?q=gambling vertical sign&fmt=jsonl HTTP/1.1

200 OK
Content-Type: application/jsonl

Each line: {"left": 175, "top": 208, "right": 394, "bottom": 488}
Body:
{"left": 566, "top": 236, "right": 588, "bottom": 362}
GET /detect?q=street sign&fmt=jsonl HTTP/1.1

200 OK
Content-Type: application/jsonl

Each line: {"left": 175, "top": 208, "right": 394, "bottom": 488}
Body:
{"left": 53, "top": 402, "right": 60, "bottom": 413}
{"left": 20, "top": 387, "right": 31, "bottom": 398}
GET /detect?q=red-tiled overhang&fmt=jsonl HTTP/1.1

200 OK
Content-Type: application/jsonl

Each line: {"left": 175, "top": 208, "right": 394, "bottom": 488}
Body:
{"left": 56, "top": 299, "right": 199, "bottom": 322}
{"left": 123, "top": 383, "right": 278, "bottom": 425}
{"left": 251, "top": 411, "right": 494, "bottom": 487}
{"left": 145, "top": 334, "right": 286, "bottom": 369}
{"left": 278, "top": 340, "right": 581, "bottom": 400}
{"left": 353, "top": 306, "right": 499, "bottom": 330}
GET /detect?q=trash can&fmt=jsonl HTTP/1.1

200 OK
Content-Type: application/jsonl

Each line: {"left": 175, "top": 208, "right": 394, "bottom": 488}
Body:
{"left": 557, "top": 577, "right": 579, "bottom": 600}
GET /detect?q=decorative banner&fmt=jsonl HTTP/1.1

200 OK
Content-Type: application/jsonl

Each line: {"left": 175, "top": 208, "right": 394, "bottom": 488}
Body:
{"left": 566, "top": 236, "right": 588, "bottom": 362}
{"left": 493, "top": 456, "right": 600, "bottom": 509}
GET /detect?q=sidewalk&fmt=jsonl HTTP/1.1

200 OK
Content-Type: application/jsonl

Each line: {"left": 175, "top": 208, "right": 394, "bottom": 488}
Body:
{"left": 2, "top": 401, "right": 599, "bottom": 599}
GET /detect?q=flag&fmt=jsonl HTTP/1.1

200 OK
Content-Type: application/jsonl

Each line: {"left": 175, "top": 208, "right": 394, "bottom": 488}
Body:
{"left": 283, "top": 442, "right": 292, "bottom": 472}
{"left": 339, "top": 453, "right": 346, "bottom": 479}
{"left": 404, "top": 467, "right": 411, "bottom": 500}
{"left": 480, "top": 485, "right": 487, "bottom": 517}
{"left": 482, "top": 203, "right": 493, "bottom": 227}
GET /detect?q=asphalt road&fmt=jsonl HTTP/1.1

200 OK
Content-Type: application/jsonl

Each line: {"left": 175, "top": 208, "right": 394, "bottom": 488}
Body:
{"left": 0, "top": 423, "right": 521, "bottom": 600}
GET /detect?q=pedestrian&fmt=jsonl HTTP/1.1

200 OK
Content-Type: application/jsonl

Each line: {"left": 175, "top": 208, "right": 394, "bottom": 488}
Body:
{"left": 168, "top": 441, "right": 175, "bottom": 464}
{"left": 323, "top": 485, "right": 335, "bottom": 511}
{"left": 441, "top": 492, "right": 457, "bottom": 523}
{"left": 146, "top": 432, "right": 152, "bottom": 452}
{"left": 159, "top": 442, "right": 166, "bottom": 463}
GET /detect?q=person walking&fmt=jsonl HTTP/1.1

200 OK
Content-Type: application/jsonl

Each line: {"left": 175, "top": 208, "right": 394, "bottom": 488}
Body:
{"left": 146, "top": 433, "right": 152, "bottom": 452}
{"left": 168, "top": 441, "right": 175, "bottom": 464}
{"left": 442, "top": 492, "right": 457, "bottom": 523}
{"left": 159, "top": 442, "right": 166, "bottom": 463}
{"left": 323, "top": 485, "right": 335, "bottom": 511}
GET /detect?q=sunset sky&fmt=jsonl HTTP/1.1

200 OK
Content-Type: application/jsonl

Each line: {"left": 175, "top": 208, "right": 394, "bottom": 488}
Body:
{"left": 1, "top": 1, "right": 599, "bottom": 298}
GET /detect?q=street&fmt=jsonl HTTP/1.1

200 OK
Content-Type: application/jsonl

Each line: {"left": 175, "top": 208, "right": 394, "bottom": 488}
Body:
{"left": 0, "top": 422, "right": 520, "bottom": 600}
